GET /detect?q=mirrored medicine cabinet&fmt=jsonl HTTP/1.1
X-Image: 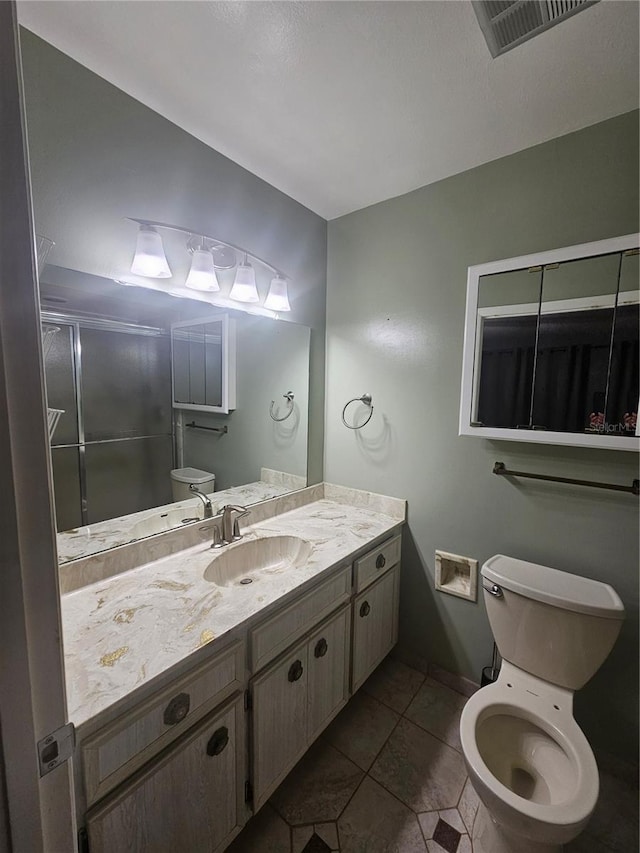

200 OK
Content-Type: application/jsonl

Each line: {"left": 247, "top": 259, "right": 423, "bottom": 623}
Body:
{"left": 459, "top": 233, "right": 640, "bottom": 451}
{"left": 171, "top": 315, "right": 237, "bottom": 413}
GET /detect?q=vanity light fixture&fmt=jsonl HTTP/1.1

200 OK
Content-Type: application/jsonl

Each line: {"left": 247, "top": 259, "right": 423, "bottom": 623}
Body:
{"left": 124, "top": 218, "right": 292, "bottom": 314}
{"left": 229, "top": 255, "right": 259, "bottom": 303}
{"left": 130, "top": 224, "right": 172, "bottom": 278}
{"left": 264, "top": 274, "right": 291, "bottom": 312}
{"left": 185, "top": 238, "right": 220, "bottom": 292}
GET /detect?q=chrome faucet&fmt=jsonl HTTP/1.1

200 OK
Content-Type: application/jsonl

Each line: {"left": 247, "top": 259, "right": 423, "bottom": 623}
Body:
{"left": 221, "top": 504, "right": 250, "bottom": 544}
{"left": 189, "top": 483, "right": 213, "bottom": 519}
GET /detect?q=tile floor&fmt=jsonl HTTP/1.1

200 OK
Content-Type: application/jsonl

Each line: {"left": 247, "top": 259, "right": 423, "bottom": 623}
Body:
{"left": 228, "top": 656, "right": 639, "bottom": 853}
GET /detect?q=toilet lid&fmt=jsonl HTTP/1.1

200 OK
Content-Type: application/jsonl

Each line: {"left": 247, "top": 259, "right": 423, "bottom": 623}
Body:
{"left": 171, "top": 467, "right": 215, "bottom": 484}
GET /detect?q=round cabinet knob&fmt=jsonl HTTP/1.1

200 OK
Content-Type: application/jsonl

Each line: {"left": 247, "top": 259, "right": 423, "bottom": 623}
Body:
{"left": 314, "top": 638, "right": 328, "bottom": 658}
{"left": 359, "top": 601, "right": 371, "bottom": 618}
{"left": 206, "top": 726, "right": 229, "bottom": 756}
{"left": 163, "top": 692, "right": 190, "bottom": 726}
{"left": 288, "top": 660, "right": 304, "bottom": 682}
{"left": 375, "top": 554, "right": 386, "bottom": 570}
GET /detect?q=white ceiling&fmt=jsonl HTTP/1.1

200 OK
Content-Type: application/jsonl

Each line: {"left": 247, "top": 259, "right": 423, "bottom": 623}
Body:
{"left": 18, "top": 0, "right": 639, "bottom": 220}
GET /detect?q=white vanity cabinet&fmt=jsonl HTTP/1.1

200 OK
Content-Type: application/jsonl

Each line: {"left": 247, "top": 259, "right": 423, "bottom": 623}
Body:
{"left": 251, "top": 604, "right": 351, "bottom": 810}
{"left": 86, "top": 695, "right": 245, "bottom": 853}
{"left": 352, "top": 547, "right": 401, "bottom": 692}
{"left": 81, "top": 639, "right": 245, "bottom": 807}
{"left": 76, "top": 527, "right": 403, "bottom": 852}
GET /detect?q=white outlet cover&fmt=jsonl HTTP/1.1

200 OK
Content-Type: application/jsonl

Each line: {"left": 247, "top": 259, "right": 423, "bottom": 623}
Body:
{"left": 435, "top": 550, "right": 478, "bottom": 602}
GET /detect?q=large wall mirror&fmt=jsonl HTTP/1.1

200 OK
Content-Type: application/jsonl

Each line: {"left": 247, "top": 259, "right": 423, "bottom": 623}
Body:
{"left": 20, "top": 31, "right": 315, "bottom": 564}
{"left": 460, "top": 234, "right": 640, "bottom": 451}
{"left": 41, "top": 271, "right": 310, "bottom": 563}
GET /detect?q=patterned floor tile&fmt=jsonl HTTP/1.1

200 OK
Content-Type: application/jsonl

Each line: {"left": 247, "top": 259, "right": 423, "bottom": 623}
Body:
{"left": 301, "top": 834, "right": 332, "bottom": 853}
{"left": 314, "top": 822, "right": 339, "bottom": 850}
{"left": 426, "top": 836, "right": 471, "bottom": 853}
{"left": 456, "top": 837, "right": 472, "bottom": 853}
{"left": 226, "top": 803, "right": 291, "bottom": 853}
{"left": 338, "top": 776, "right": 427, "bottom": 852}
{"left": 362, "top": 656, "right": 425, "bottom": 714}
{"left": 456, "top": 778, "right": 479, "bottom": 835}
{"left": 324, "top": 690, "right": 399, "bottom": 770}
{"left": 271, "top": 739, "right": 363, "bottom": 826}
{"left": 436, "top": 809, "right": 465, "bottom": 835}
{"left": 432, "top": 818, "right": 461, "bottom": 853}
{"left": 292, "top": 826, "right": 314, "bottom": 853}
{"left": 420, "top": 809, "right": 469, "bottom": 853}
{"left": 417, "top": 812, "right": 439, "bottom": 840}
{"left": 405, "top": 678, "right": 466, "bottom": 752}
{"left": 370, "top": 718, "right": 466, "bottom": 813}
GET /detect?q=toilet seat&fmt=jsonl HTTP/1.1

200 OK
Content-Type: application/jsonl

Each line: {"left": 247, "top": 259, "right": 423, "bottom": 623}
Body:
{"left": 460, "top": 669, "right": 599, "bottom": 841}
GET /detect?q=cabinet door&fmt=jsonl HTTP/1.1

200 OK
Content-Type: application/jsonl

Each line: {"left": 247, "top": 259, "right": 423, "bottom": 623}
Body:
{"left": 86, "top": 696, "right": 244, "bottom": 853}
{"left": 171, "top": 315, "right": 236, "bottom": 413}
{"left": 352, "top": 564, "right": 400, "bottom": 692}
{"left": 307, "top": 606, "right": 351, "bottom": 742}
{"left": 251, "top": 642, "right": 308, "bottom": 811}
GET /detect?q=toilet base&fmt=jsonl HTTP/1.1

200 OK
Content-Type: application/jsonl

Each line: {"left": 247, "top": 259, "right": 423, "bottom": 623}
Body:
{"left": 473, "top": 801, "right": 563, "bottom": 853}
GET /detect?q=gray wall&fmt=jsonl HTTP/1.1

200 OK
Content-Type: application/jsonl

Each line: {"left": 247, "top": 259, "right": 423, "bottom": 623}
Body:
{"left": 20, "top": 30, "right": 327, "bottom": 485}
{"left": 325, "top": 111, "right": 639, "bottom": 760}
{"left": 183, "top": 313, "right": 310, "bottom": 490}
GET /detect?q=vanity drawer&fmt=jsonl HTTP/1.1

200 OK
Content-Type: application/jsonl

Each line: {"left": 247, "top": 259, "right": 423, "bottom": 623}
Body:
{"left": 82, "top": 638, "right": 245, "bottom": 806}
{"left": 251, "top": 565, "right": 351, "bottom": 672}
{"left": 354, "top": 534, "right": 401, "bottom": 593}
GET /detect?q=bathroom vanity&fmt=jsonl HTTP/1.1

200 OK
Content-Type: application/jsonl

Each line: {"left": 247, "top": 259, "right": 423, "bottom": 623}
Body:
{"left": 61, "top": 485, "right": 405, "bottom": 852}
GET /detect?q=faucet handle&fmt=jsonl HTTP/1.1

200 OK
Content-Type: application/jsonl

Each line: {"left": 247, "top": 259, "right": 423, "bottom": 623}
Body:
{"left": 211, "top": 524, "right": 227, "bottom": 549}
{"left": 223, "top": 504, "right": 250, "bottom": 516}
{"left": 222, "top": 504, "right": 250, "bottom": 542}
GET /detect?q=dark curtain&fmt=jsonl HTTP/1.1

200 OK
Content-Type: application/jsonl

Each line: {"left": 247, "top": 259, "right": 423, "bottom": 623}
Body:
{"left": 531, "top": 343, "right": 606, "bottom": 433}
{"left": 478, "top": 305, "right": 638, "bottom": 434}
{"left": 478, "top": 345, "right": 535, "bottom": 428}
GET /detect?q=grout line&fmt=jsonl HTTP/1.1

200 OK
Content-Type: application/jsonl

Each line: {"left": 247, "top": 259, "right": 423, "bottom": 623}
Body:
{"left": 322, "top": 705, "right": 403, "bottom": 776}
{"left": 401, "top": 710, "right": 465, "bottom": 755}
{"left": 361, "top": 664, "right": 426, "bottom": 715}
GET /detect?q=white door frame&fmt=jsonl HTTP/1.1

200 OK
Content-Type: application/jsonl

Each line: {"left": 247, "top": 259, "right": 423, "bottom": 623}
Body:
{"left": 0, "top": 4, "right": 76, "bottom": 851}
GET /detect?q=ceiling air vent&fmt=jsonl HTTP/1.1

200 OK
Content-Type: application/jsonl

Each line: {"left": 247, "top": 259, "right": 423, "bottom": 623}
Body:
{"left": 473, "top": 0, "right": 599, "bottom": 57}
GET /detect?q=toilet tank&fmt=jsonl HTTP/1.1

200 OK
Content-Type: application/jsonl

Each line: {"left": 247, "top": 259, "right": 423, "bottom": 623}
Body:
{"left": 482, "top": 555, "right": 625, "bottom": 690}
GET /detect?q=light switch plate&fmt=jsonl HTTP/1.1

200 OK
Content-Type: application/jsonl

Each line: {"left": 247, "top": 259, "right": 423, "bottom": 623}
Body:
{"left": 435, "top": 550, "right": 478, "bottom": 602}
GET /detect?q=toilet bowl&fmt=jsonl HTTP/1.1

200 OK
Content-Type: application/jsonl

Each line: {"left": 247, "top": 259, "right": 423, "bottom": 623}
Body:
{"left": 461, "top": 663, "right": 598, "bottom": 851}
{"left": 459, "top": 555, "right": 624, "bottom": 853}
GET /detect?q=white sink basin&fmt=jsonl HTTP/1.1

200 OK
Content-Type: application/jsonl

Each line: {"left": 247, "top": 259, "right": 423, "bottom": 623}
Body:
{"left": 203, "top": 535, "right": 312, "bottom": 587}
{"left": 129, "top": 507, "right": 202, "bottom": 541}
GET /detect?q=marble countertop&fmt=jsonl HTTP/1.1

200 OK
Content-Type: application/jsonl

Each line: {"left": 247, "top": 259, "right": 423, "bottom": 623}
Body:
{"left": 56, "top": 479, "right": 299, "bottom": 564}
{"left": 62, "top": 496, "right": 404, "bottom": 727}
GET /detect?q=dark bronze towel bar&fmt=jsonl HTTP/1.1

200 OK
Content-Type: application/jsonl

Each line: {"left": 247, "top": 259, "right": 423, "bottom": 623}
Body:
{"left": 186, "top": 421, "right": 228, "bottom": 434}
{"left": 493, "top": 462, "right": 639, "bottom": 496}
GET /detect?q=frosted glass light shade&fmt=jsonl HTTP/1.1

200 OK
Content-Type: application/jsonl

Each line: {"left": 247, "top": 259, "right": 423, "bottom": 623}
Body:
{"left": 130, "top": 226, "right": 171, "bottom": 278}
{"left": 229, "top": 260, "right": 259, "bottom": 303}
{"left": 185, "top": 248, "right": 220, "bottom": 291}
{"left": 264, "top": 274, "right": 291, "bottom": 311}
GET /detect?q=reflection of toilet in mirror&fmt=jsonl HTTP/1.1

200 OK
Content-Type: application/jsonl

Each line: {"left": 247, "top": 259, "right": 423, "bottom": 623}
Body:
{"left": 170, "top": 467, "right": 216, "bottom": 501}
{"left": 460, "top": 555, "right": 624, "bottom": 853}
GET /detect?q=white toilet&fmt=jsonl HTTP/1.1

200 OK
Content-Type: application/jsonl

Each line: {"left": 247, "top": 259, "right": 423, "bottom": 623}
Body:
{"left": 170, "top": 467, "right": 216, "bottom": 502}
{"left": 459, "top": 555, "right": 624, "bottom": 853}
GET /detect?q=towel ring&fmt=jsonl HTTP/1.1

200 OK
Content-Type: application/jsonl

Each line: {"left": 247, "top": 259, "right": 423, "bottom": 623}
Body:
{"left": 342, "top": 394, "right": 374, "bottom": 430}
{"left": 270, "top": 392, "right": 295, "bottom": 422}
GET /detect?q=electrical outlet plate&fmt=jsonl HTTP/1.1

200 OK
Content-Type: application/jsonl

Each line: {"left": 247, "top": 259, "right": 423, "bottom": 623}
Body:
{"left": 435, "top": 550, "right": 478, "bottom": 602}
